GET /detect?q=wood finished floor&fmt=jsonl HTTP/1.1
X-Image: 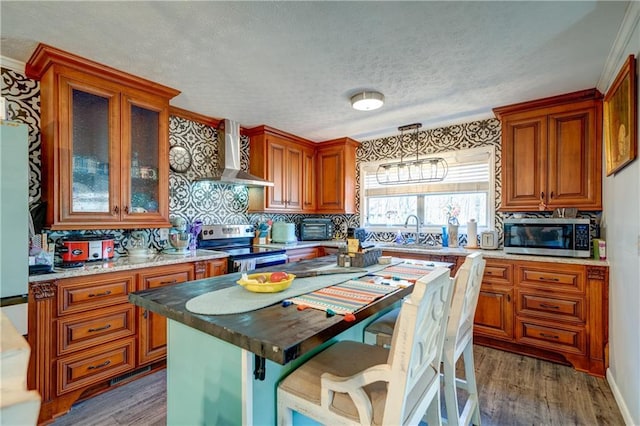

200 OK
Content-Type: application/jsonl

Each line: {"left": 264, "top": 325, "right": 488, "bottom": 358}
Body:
{"left": 51, "top": 345, "right": 624, "bottom": 426}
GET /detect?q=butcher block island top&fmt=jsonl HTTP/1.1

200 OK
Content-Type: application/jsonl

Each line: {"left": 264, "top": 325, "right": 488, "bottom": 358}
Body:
{"left": 128, "top": 256, "right": 434, "bottom": 365}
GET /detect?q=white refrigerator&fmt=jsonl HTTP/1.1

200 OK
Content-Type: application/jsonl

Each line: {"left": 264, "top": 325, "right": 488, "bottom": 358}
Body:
{"left": 0, "top": 120, "right": 29, "bottom": 334}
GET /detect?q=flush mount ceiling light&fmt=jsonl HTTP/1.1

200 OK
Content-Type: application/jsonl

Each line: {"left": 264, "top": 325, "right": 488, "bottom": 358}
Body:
{"left": 376, "top": 123, "right": 448, "bottom": 185}
{"left": 350, "top": 91, "right": 384, "bottom": 111}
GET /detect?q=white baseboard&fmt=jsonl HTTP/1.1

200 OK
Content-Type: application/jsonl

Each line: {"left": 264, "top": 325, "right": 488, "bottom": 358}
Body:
{"left": 606, "top": 367, "right": 637, "bottom": 426}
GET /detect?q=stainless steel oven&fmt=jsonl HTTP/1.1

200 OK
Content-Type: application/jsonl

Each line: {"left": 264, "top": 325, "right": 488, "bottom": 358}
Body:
{"left": 197, "top": 224, "right": 287, "bottom": 272}
{"left": 503, "top": 218, "right": 591, "bottom": 258}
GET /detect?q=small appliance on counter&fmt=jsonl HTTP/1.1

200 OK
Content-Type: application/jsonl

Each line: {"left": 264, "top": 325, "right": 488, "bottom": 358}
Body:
{"left": 55, "top": 234, "right": 115, "bottom": 267}
{"left": 165, "top": 217, "right": 191, "bottom": 254}
{"left": 126, "top": 231, "right": 151, "bottom": 258}
{"left": 271, "top": 222, "right": 297, "bottom": 244}
{"left": 503, "top": 217, "right": 591, "bottom": 258}
{"left": 300, "top": 218, "right": 334, "bottom": 241}
{"left": 480, "top": 230, "right": 499, "bottom": 250}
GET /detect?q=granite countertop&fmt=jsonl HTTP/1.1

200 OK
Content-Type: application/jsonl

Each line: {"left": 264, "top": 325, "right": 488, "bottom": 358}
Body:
{"left": 28, "top": 249, "right": 228, "bottom": 282}
{"left": 376, "top": 244, "right": 609, "bottom": 266}
{"left": 255, "top": 240, "right": 346, "bottom": 249}
{"left": 257, "top": 240, "right": 608, "bottom": 267}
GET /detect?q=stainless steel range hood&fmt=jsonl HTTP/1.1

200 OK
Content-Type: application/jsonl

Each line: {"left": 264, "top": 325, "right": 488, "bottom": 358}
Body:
{"left": 195, "top": 119, "right": 274, "bottom": 187}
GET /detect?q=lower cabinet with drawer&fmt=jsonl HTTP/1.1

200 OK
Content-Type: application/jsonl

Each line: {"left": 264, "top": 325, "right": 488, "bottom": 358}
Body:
{"left": 473, "top": 260, "right": 514, "bottom": 340}
{"left": 28, "top": 259, "right": 226, "bottom": 424}
{"left": 473, "top": 258, "right": 608, "bottom": 377}
{"left": 286, "top": 247, "right": 319, "bottom": 263}
{"left": 137, "top": 264, "right": 194, "bottom": 365}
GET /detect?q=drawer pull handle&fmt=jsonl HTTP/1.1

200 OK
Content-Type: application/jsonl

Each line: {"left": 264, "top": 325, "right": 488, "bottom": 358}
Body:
{"left": 540, "top": 332, "right": 559, "bottom": 339}
{"left": 538, "top": 277, "right": 560, "bottom": 282}
{"left": 88, "top": 290, "right": 112, "bottom": 298}
{"left": 88, "top": 324, "right": 112, "bottom": 333}
{"left": 87, "top": 360, "right": 111, "bottom": 370}
{"left": 160, "top": 279, "right": 178, "bottom": 285}
{"left": 539, "top": 303, "right": 560, "bottom": 309}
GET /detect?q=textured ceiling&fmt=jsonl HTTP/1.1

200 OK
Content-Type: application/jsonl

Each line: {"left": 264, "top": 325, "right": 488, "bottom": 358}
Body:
{"left": 0, "top": 1, "right": 629, "bottom": 141}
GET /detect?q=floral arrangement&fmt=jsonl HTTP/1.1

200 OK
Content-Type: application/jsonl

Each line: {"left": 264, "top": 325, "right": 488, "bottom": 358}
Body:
{"left": 443, "top": 202, "right": 460, "bottom": 225}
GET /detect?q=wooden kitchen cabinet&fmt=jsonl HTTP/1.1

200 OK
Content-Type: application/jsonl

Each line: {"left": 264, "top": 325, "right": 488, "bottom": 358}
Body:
{"left": 28, "top": 270, "right": 137, "bottom": 422}
{"left": 247, "top": 126, "right": 316, "bottom": 213}
{"left": 494, "top": 89, "right": 602, "bottom": 212}
{"left": 472, "top": 257, "right": 608, "bottom": 377}
{"left": 302, "top": 146, "right": 316, "bottom": 211}
{"left": 26, "top": 43, "right": 179, "bottom": 229}
{"left": 286, "top": 247, "right": 319, "bottom": 263}
{"left": 194, "top": 258, "right": 228, "bottom": 280}
{"left": 514, "top": 261, "right": 593, "bottom": 373}
{"left": 137, "top": 264, "right": 194, "bottom": 365}
{"left": 315, "top": 138, "right": 359, "bottom": 214}
{"left": 473, "top": 260, "right": 514, "bottom": 340}
{"left": 27, "top": 258, "right": 222, "bottom": 423}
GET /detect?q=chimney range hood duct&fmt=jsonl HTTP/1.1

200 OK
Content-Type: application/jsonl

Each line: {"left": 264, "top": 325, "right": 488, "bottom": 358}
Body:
{"left": 195, "top": 119, "right": 274, "bottom": 187}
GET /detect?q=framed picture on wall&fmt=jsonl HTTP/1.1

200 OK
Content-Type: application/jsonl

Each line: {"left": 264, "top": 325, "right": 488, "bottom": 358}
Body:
{"left": 604, "top": 54, "right": 637, "bottom": 176}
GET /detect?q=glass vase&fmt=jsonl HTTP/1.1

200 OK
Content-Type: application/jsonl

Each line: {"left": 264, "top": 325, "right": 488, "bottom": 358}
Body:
{"left": 448, "top": 223, "right": 459, "bottom": 248}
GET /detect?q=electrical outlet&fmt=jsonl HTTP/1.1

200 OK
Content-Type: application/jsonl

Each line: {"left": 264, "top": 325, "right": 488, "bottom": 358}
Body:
{"left": 159, "top": 228, "right": 169, "bottom": 240}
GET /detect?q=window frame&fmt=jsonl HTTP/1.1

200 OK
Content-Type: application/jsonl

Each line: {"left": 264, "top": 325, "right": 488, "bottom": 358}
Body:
{"left": 359, "top": 145, "right": 496, "bottom": 234}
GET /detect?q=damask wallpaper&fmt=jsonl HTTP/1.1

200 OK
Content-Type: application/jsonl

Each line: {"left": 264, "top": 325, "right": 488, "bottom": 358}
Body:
{"left": 2, "top": 67, "right": 598, "bottom": 252}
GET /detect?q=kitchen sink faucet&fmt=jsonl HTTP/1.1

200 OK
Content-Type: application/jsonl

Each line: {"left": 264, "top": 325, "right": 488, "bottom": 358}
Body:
{"left": 404, "top": 214, "right": 421, "bottom": 243}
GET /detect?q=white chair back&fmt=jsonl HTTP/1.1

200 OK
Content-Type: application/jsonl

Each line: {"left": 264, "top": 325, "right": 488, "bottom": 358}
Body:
{"left": 383, "top": 266, "right": 455, "bottom": 424}
{"left": 445, "top": 252, "right": 486, "bottom": 355}
{"left": 442, "top": 252, "right": 486, "bottom": 426}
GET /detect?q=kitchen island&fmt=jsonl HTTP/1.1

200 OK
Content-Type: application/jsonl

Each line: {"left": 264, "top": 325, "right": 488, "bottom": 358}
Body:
{"left": 128, "top": 256, "right": 422, "bottom": 425}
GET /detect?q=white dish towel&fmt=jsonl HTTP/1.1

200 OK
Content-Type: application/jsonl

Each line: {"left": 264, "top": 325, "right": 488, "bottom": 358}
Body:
{"left": 235, "top": 259, "right": 257, "bottom": 272}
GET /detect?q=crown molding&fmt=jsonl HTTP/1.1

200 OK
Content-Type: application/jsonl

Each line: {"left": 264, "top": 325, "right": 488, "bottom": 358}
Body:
{"left": 0, "top": 56, "right": 26, "bottom": 74}
{"left": 597, "top": 1, "right": 640, "bottom": 92}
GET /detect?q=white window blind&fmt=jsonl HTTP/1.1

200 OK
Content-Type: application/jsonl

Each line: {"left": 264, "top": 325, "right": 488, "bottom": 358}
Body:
{"left": 360, "top": 146, "right": 495, "bottom": 231}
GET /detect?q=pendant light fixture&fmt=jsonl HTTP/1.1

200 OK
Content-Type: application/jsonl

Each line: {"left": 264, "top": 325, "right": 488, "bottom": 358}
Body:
{"left": 376, "top": 123, "right": 448, "bottom": 185}
{"left": 350, "top": 91, "right": 384, "bottom": 111}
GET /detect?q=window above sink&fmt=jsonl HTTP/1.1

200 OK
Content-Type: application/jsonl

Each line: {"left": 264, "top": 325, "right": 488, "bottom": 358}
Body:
{"left": 360, "top": 146, "right": 496, "bottom": 233}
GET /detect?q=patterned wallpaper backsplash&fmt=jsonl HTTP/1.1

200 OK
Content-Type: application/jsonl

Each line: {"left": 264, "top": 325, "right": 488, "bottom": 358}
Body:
{"left": 2, "top": 67, "right": 600, "bottom": 255}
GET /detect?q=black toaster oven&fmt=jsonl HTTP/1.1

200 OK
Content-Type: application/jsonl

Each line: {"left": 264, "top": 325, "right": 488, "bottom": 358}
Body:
{"left": 300, "top": 218, "right": 334, "bottom": 241}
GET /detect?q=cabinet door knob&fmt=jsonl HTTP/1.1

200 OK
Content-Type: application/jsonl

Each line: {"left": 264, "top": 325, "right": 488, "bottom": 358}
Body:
{"left": 113, "top": 206, "right": 119, "bottom": 214}
{"left": 550, "top": 191, "right": 554, "bottom": 199}
{"left": 540, "top": 191, "right": 545, "bottom": 200}
{"left": 124, "top": 205, "right": 129, "bottom": 214}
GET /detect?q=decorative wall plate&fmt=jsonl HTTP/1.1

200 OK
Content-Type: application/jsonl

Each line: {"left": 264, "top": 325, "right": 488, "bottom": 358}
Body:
{"left": 169, "top": 145, "right": 192, "bottom": 173}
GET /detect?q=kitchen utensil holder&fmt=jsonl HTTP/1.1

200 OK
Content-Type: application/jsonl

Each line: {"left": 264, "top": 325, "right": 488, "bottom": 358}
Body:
{"left": 350, "top": 248, "right": 382, "bottom": 268}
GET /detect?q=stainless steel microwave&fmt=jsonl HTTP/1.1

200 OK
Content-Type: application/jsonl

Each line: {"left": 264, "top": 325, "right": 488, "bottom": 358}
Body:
{"left": 300, "top": 219, "right": 334, "bottom": 241}
{"left": 503, "top": 218, "right": 591, "bottom": 258}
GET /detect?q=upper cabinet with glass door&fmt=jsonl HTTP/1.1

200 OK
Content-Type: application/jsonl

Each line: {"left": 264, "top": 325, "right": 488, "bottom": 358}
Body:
{"left": 26, "top": 43, "right": 179, "bottom": 230}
